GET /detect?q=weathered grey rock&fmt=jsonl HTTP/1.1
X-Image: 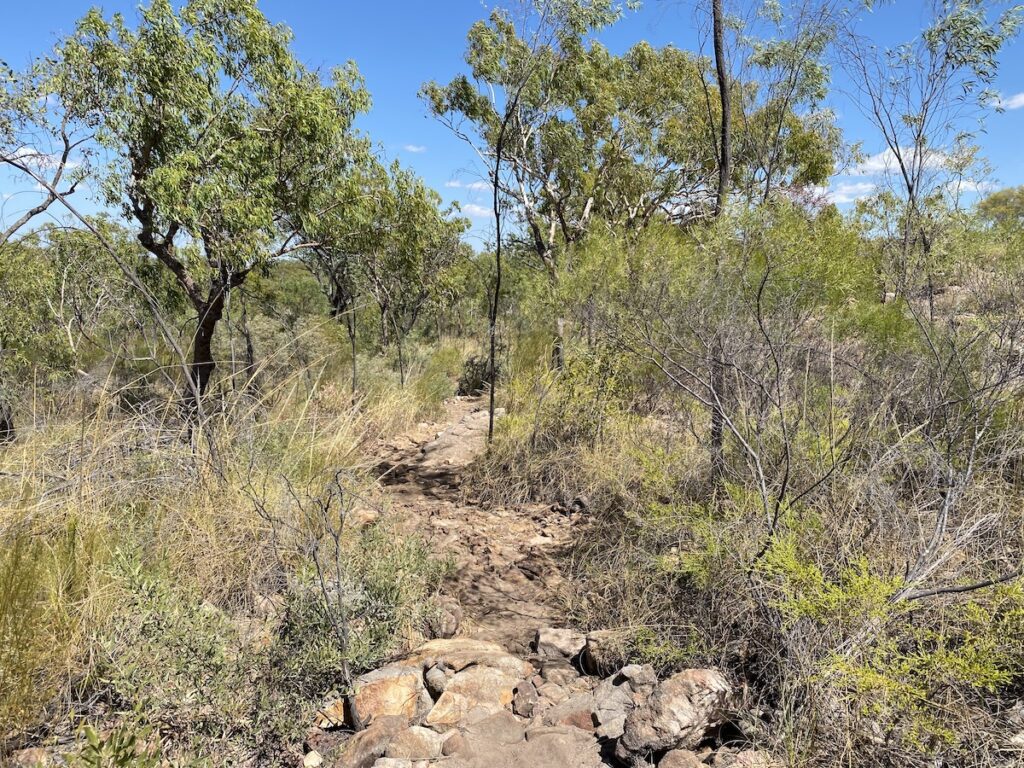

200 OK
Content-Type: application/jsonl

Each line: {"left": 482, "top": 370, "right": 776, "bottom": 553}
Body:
{"left": 534, "top": 627, "right": 586, "bottom": 659}
{"left": 537, "top": 681, "right": 571, "bottom": 705}
{"left": 465, "top": 710, "right": 527, "bottom": 745}
{"left": 542, "top": 692, "right": 597, "bottom": 732}
{"left": 540, "top": 658, "right": 580, "bottom": 686}
{"left": 659, "top": 750, "right": 706, "bottom": 768}
{"left": 424, "top": 665, "right": 448, "bottom": 699}
{"left": 591, "top": 664, "right": 658, "bottom": 740}
{"left": 616, "top": 669, "right": 732, "bottom": 762}
{"left": 384, "top": 726, "right": 445, "bottom": 760}
{"left": 512, "top": 679, "right": 539, "bottom": 718}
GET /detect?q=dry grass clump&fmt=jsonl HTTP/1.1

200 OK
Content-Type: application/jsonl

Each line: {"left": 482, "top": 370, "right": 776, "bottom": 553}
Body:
{"left": 0, "top": 342, "right": 464, "bottom": 763}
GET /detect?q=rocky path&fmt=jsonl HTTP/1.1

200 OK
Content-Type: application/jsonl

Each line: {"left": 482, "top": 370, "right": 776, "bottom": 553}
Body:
{"left": 374, "top": 397, "right": 577, "bottom": 654}
{"left": 302, "top": 398, "right": 773, "bottom": 768}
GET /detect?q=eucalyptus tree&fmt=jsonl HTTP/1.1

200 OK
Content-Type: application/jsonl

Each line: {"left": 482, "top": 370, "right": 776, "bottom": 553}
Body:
{"left": 57, "top": 0, "right": 369, "bottom": 410}
{"left": 839, "top": 0, "right": 1021, "bottom": 313}
{"left": 362, "top": 162, "right": 469, "bottom": 386}
{"left": 424, "top": 0, "right": 630, "bottom": 435}
{"left": 1, "top": 50, "right": 96, "bottom": 439}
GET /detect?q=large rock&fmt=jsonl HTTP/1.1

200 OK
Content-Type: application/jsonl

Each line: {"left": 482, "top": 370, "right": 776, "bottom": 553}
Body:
{"left": 425, "top": 665, "right": 521, "bottom": 727}
{"left": 384, "top": 726, "right": 445, "bottom": 760}
{"left": 441, "top": 719, "right": 604, "bottom": 768}
{"left": 405, "top": 638, "right": 533, "bottom": 680}
{"left": 542, "top": 692, "right": 598, "bottom": 732}
{"left": 317, "top": 665, "right": 431, "bottom": 729}
{"left": 590, "top": 664, "right": 658, "bottom": 740}
{"left": 534, "top": 627, "right": 586, "bottom": 659}
{"left": 616, "top": 669, "right": 732, "bottom": 763}
{"left": 331, "top": 716, "right": 407, "bottom": 768}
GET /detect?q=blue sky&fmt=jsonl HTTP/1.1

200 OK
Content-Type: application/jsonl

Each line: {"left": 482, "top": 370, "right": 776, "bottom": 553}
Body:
{"left": 3, "top": 1, "right": 1024, "bottom": 247}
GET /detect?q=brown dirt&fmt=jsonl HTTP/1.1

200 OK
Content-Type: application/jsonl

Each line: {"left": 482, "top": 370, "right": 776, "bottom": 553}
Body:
{"left": 374, "top": 396, "right": 582, "bottom": 655}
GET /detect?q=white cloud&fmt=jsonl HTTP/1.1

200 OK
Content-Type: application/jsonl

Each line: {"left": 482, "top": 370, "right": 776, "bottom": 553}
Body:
{"left": 850, "top": 147, "right": 946, "bottom": 177}
{"left": 826, "top": 181, "right": 877, "bottom": 204}
{"left": 403, "top": 144, "right": 427, "bottom": 153}
{"left": 946, "top": 179, "right": 998, "bottom": 195}
{"left": 461, "top": 203, "right": 494, "bottom": 218}
{"left": 445, "top": 179, "right": 491, "bottom": 191}
{"left": 997, "top": 92, "right": 1024, "bottom": 110}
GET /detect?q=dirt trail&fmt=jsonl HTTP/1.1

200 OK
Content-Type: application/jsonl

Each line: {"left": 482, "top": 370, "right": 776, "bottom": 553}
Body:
{"left": 374, "top": 396, "right": 580, "bottom": 654}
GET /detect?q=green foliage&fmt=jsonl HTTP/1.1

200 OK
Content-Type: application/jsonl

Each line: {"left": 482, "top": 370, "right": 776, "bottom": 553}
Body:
{"left": 72, "top": 723, "right": 159, "bottom": 768}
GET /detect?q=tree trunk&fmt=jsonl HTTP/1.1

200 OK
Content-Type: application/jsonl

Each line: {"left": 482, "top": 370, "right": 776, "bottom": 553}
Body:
{"left": 712, "top": 0, "right": 732, "bottom": 218}
{"left": 552, "top": 316, "right": 566, "bottom": 370}
{"left": 0, "top": 398, "right": 14, "bottom": 444}
{"left": 187, "top": 288, "right": 226, "bottom": 412}
{"left": 710, "top": 0, "right": 730, "bottom": 485}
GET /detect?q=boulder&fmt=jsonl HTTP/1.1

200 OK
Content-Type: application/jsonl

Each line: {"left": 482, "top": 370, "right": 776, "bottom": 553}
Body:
{"left": 405, "top": 638, "right": 533, "bottom": 680}
{"left": 660, "top": 750, "right": 706, "bottom": 768}
{"left": 440, "top": 721, "right": 604, "bottom": 767}
{"left": 590, "top": 664, "right": 658, "bottom": 740}
{"left": 371, "top": 760, "right": 412, "bottom": 768}
{"left": 316, "top": 666, "right": 431, "bottom": 729}
{"left": 384, "top": 726, "right": 445, "bottom": 760}
{"left": 425, "top": 665, "right": 521, "bottom": 727}
{"left": 542, "top": 692, "right": 597, "bottom": 732}
{"left": 331, "top": 715, "right": 407, "bottom": 768}
{"left": 534, "top": 627, "right": 586, "bottom": 660}
{"left": 616, "top": 669, "right": 732, "bottom": 763}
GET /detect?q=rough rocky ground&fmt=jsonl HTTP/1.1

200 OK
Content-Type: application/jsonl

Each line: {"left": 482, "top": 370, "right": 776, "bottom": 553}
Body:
{"left": 374, "top": 397, "right": 575, "bottom": 654}
{"left": 300, "top": 398, "right": 776, "bottom": 768}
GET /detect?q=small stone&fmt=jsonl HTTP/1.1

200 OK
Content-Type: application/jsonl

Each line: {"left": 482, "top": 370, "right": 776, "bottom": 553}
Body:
{"left": 425, "top": 665, "right": 448, "bottom": 699}
{"left": 303, "top": 750, "right": 324, "bottom": 767}
{"left": 660, "top": 750, "right": 705, "bottom": 768}
{"left": 534, "top": 627, "right": 587, "bottom": 660}
{"left": 513, "top": 679, "right": 539, "bottom": 718}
